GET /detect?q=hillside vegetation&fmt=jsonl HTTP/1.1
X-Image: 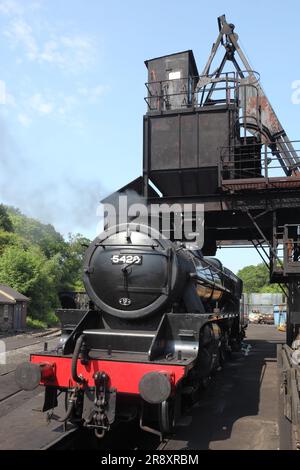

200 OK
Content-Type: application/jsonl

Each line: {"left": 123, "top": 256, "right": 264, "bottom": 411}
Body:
{"left": 0, "top": 204, "right": 90, "bottom": 327}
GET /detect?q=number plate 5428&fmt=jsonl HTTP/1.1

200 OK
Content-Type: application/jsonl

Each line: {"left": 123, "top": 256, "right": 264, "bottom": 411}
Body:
{"left": 111, "top": 254, "right": 142, "bottom": 265}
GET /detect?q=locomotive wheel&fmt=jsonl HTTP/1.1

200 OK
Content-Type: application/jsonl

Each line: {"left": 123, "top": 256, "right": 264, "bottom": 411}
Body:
{"left": 159, "top": 399, "right": 174, "bottom": 435}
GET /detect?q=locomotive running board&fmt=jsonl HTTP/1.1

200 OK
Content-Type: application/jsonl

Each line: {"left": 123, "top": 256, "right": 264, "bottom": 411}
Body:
{"left": 148, "top": 312, "right": 239, "bottom": 361}
{"left": 59, "top": 310, "right": 239, "bottom": 363}
{"left": 78, "top": 311, "right": 240, "bottom": 364}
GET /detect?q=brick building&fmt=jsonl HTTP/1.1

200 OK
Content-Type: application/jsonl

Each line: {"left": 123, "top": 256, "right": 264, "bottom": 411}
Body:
{"left": 0, "top": 285, "right": 29, "bottom": 331}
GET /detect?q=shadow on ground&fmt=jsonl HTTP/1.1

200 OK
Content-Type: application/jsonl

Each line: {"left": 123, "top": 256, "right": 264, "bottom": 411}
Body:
{"left": 165, "top": 324, "right": 284, "bottom": 450}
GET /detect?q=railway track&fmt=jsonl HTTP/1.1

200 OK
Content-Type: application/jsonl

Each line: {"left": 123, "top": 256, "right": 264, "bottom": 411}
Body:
{"left": 43, "top": 426, "right": 166, "bottom": 451}
{"left": 41, "top": 393, "right": 198, "bottom": 450}
{"left": 1, "top": 331, "right": 182, "bottom": 450}
{"left": 1, "top": 329, "right": 60, "bottom": 351}
{"left": 0, "top": 326, "right": 284, "bottom": 450}
{"left": 0, "top": 332, "right": 61, "bottom": 425}
{"left": 41, "top": 427, "right": 80, "bottom": 450}
{"left": 0, "top": 368, "right": 15, "bottom": 378}
{"left": 0, "top": 387, "right": 23, "bottom": 404}
{"left": 0, "top": 333, "right": 217, "bottom": 450}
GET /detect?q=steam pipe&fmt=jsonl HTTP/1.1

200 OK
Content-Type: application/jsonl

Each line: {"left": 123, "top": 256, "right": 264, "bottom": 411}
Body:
{"left": 71, "top": 335, "right": 86, "bottom": 385}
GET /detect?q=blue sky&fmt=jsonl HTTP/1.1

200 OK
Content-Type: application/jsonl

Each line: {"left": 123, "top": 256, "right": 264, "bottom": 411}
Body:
{"left": 0, "top": 0, "right": 299, "bottom": 273}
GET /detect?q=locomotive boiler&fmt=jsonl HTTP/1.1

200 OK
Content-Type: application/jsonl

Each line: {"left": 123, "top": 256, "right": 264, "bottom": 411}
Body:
{"left": 16, "top": 223, "right": 243, "bottom": 438}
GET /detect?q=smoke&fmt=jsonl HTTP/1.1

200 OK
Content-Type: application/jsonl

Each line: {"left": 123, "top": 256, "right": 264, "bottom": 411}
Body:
{"left": 0, "top": 118, "right": 26, "bottom": 171}
{"left": 0, "top": 117, "right": 106, "bottom": 237}
{"left": 102, "top": 188, "right": 148, "bottom": 230}
{"left": 103, "top": 188, "right": 147, "bottom": 211}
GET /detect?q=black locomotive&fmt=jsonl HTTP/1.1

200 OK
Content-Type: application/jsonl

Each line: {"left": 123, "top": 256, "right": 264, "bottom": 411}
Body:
{"left": 16, "top": 223, "right": 243, "bottom": 438}
{"left": 15, "top": 25, "right": 247, "bottom": 439}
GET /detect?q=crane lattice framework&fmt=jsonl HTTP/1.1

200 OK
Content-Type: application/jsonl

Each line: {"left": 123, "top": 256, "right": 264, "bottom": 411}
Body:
{"left": 102, "top": 15, "right": 300, "bottom": 345}
{"left": 139, "top": 14, "right": 300, "bottom": 346}
{"left": 100, "top": 16, "right": 300, "bottom": 445}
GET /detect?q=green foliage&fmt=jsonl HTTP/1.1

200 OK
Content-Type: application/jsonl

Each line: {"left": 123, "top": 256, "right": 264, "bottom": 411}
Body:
{"left": 0, "top": 245, "right": 63, "bottom": 319}
{"left": 26, "top": 313, "right": 59, "bottom": 329}
{"left": 0, "top": 204, "right": 13, "bottom": 232}
{"left": 0, "top": 206, "right": 91, "bottom": 323}
{"left": 61, "top": 233, "right": 90, "bottom": 290}
{"left": 0, "top": 230, "right": 28, "bottom": 255}
{"left": 44, "top": 311, "right": 59, "bottom": 327}
{"left": 237, "top": 263, "right": 282, "bottom": 293}
{"left": 26, "top": 317, "right": 47, "bottom": 329}
{"left": 7, "top": 207, "right": 67, "bottom": 258}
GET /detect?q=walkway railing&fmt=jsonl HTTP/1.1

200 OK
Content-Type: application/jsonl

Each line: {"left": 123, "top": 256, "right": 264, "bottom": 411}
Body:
{"left": 220, "top": 140, "right": 300, "bottom": 191}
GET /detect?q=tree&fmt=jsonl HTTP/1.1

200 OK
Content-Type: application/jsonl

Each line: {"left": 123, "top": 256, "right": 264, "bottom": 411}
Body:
{"left": 0, "top": 245, "right": 64, "bottom": 320}
{"left": 0, "top": 204, "right": 13, "bottom": 232}
{"left": 237, "top": 263, "right": 282, "bottom": 293}
{"left": 0, "top": 230, "right": 28, "bottom": 256}
{"left": 0, "top": 206, "right": 91, "bottom": 325}
{"left": 60, "top": 234, "right": 90, "bottom": 290}
{"left": 7, "top": 207, "right": 67, "bottom": 259}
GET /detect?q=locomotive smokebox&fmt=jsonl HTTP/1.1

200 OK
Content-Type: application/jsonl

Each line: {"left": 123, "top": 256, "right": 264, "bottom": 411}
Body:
{"left": 83, "top": 223, "right": 242, "bottom": 321}
{"left": 83, "top": 224, "right": 188, "bottom": 320}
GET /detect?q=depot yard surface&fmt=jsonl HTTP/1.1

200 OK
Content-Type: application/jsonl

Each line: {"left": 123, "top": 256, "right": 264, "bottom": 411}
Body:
{"left": 0, "top": 324, "right": 285, "bottom": 450}
{"left": 0, "top": 330, "right": 67, "bottom": 449}
{"left": 164, "top": 324, "right": 284, "bottom": 450}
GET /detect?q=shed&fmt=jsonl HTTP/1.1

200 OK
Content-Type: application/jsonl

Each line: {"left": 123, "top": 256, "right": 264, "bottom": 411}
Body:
{"left": 0, "top": 285, "right": 29, "bottom": 331}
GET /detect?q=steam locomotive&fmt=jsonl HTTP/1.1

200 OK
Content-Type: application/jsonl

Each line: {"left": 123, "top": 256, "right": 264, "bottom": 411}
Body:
{"left": 16, "top": 223, "right": 244, "bottom": 438}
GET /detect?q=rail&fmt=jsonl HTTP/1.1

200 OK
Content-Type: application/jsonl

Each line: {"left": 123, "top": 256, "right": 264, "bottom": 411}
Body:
{"left": 41, "top": 426, "right": 79, "bottom": 450}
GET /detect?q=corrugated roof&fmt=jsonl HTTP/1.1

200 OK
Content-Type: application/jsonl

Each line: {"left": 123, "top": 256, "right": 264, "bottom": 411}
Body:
{"left": 0, "top": 285, "right": 29, "bottom": 302}
{"left": 0, "top": 292, "right": 15, "bottom": 304}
